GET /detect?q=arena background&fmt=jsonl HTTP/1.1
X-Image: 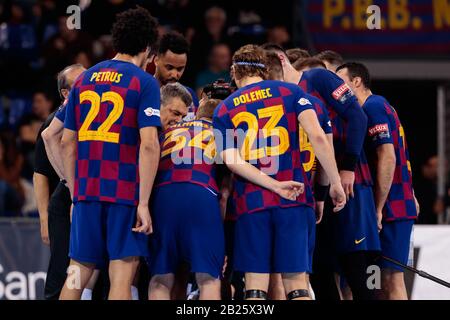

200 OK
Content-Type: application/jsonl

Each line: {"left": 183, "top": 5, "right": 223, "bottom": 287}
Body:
{"left": 0, "top": 0, "right": 449, "bottom": 300}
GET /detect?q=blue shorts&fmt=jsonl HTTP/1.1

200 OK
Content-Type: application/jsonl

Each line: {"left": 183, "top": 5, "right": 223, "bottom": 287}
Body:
{"left": 332, "top": 185, "right": 381, "bottom": 254}
{"left": 150, "top": 183, "right": 225, "bottom": 279}
{"left": 234, "top": 205, "right": 316, "bottom": 274}
{"left": 69, "top": 201, "right": 149, "bottom": 266}
{"left": 380, "top": 219, "right": 414, "bottom": 272}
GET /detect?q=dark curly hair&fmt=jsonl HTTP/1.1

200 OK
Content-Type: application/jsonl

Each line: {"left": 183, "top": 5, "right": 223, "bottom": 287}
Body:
{"left": 111, "top": 7, "right": 158, "bottom": 56}
{"left": 157, "top": 31, "right": 189, "bottom": 56}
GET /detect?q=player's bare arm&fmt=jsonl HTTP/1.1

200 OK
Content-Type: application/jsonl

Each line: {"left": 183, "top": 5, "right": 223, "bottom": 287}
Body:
{"left": 313, "top": 133, "right": 334, "bottom": 223}
{"left": 134, "top": 126, "right": 160, "bottom": 235}
{"left": 220, "top": 148, "right": 304, "bottom": 201}
{"left": 60, "top": 129, "right": 77, "bottom": 198}
{"left": 298, "top": 109, "right": 346, "bottom": 211}
{"left": 33, "top": 173, "right": 50, "bottom": 245}
{"left": 375, "top": 143, "right": 396, "bottom": 231}
{"left": 42, "top": 118, "right": 65, "bottom": 179}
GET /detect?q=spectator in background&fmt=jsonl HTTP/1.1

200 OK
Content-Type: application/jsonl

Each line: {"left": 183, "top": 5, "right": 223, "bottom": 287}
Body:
{"left": 266, "top": 25, "right": 292, "bottom": 48}
{"left": 42, "top": 15, "right": 94, "bottom": 76}
{"left": 415, "top": 156, "right": 444, "bottom": 224}
{"left": 0, "top": 131, "right": 25, "bottom": 214}
{"left": 0, "top": 134, "right": 22, "bottom": 216}
{"left": 0, "top": 1, "right": 38, "bottom": 93}
{"left": 286, "top": 48, "right": 310, "bottom": 65}
{"left": 195, "top": 43, "right": 231, "bottom": 96}
{"left": 18, "top": 114, "right": 43, "bottom": 181}
{"left": 189, "top": 6, "right": 231, "bottom": 79}
{"left": 315, "top": 50, "right": 344, "bottom": 73}
{"left": 32, "top": 90, "right": 55, "bottom": 121}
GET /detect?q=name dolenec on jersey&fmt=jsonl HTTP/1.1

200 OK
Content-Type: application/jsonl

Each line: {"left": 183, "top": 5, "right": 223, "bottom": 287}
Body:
{"left": 64, "top": 59, "right": 161, "bottom": 206}
{"left": 213, "top": 80, "right": 315, "bottom": 215}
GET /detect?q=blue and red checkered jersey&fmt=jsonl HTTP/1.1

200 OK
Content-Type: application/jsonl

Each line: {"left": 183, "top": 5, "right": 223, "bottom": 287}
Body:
{"left": 213, "top": 80, "right": 315, "bottom": 215}
{"left": 155, "top": 119, "right": 219, "bottom": 194}
{"left": 363, "top": 95, "right": 417, "bottom": 221}
{"left": 64, "top": 59, "right": 161, "bottom": 206}
{"left": 299, "top": 68, "right": 372, "bottom": 186}
{"left": 183, "top": 86, "right": 200, "bottom": 121}
{"left": 299, "top": 94, "right": 332, "bottom": 184}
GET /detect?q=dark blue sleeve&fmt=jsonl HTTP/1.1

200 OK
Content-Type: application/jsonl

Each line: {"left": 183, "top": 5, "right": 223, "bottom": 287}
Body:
{"left": 55, "top": 104, "right": 67, "bottom": 123}
{"left": 63, "top": 87, "right": 77, "bottom": 131}
{"left": 315, "top": 99, "right": 332, "bottom": 134}
{"left": 138, "top": 76, "right": 161, "bottom": 129}
{"left": 293, "top": 86, "right": 315, "bottom": 116}
{"left": 312, "top": 69, "right": 367, "bottom": 169}
{"left": 364, "top": 99, "right": 393, "bottom": 148}
{"left": 185, "top": 86, "right": 199, "bottom": 107}
{"left": 212, "top": 101, "right": 235, "bottom": 154}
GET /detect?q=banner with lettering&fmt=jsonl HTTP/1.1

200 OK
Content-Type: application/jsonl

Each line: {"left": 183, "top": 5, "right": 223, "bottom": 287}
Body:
{"left": 304, "top": 0, "right": 450, "bottom": 56}
{"left": 0, "top": 220, "right": 49, "bottom": 300}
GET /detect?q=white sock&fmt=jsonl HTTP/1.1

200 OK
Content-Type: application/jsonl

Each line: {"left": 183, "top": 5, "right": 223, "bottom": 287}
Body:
{"left": 81, "top": 288, "right": 93, "bottom": 300}
{"left": 131, "top": 286, "right": 139, "bottom": 300}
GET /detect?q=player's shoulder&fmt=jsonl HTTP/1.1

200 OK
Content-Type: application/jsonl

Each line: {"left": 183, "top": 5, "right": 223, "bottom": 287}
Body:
{"left": 304, "top": 67, "right": 339, "bottom": 83}
{"left": 364, "top": 94, "right": 389, "bottom": 111}
{"left": 305, "top": 93, "right": 326, "bottom": 111}
{"left": 265, "top": 79, "right": 304, "bottom": 95}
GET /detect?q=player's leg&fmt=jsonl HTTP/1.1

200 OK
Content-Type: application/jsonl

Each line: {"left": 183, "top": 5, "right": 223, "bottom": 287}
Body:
{"left": 108, "top": 257, "right": 140, "bottom": 300}
{"left": 245, "top": 273, "right": 270, "bottom": 300}
{"left": 105, "top": 203, "right": 150, "bottom": 300}
{"left": 149, "top": 274, "right": 176, "bottom": 300}
{"left": 59, "top": 260, "right": 96, "bottom": 300}
{"left": 274, "top": 206, "right": 316, "bottom": 300}
{"left": 60, "top": 201, "right": 107, "bottom": 300}
{"left": 81, "top": 269, "right": 100, "bottom": 300}
{"left": 334, "top": 185, "right": 381, "bottom": 300}
{"left": 149, "top": 185, "right": 184, "bottom": 300}
{"left": 196, "top": 273, "right": 221, "bottom": 300}
{"left": 379, "top": 220, "right": 414, "bottom": 300}
{"left": 381, "top": 269, "right": 407, "bottom": 300}
{"left": 282, "top": 273, "right": 310, "bottom": 300}
{"left": 234, "top": 210, "right": 272, "bottom": 300}
{"left": 181, "top": 184, "right": 225, "bottom": 300}
{"left": 268, "top": 273, "right": 286, "bottom": 300}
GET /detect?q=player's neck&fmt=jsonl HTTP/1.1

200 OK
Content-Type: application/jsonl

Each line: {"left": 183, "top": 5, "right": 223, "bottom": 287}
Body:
{"left": 358, "top": 88, "right": 373, "bottom": 106}
{"left": 238, "top": 76, "right": 263, "bottom": 88}
{"left": 285, "top": 66, "right": 301, "bottom": 84}
{"left": 113, "top": 53, "right": 142, "bottom": 68}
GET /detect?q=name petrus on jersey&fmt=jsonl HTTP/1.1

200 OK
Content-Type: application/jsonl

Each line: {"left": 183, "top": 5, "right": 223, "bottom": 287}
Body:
{"left": 332, "top": 83, "right": 354, "bottom": 104}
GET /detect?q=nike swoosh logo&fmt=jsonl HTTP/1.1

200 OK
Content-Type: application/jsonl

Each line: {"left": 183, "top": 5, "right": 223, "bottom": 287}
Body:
{"left": 355, "top": 237, "right": 366, "bottom": 245}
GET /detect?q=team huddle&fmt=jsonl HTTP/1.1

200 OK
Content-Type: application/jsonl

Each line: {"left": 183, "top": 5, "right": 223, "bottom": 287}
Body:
{"left": 42, "top": 7, "right": 418, "bottom": 300}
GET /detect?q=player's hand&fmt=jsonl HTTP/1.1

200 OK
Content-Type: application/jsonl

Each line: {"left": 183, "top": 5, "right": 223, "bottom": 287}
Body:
{"left": 70, "top": 204, "right": 74, "bottom": 224}
{"left": 133, "top": 204, "right": 153, "bottom": 235}
{"left": 273, "top": 181, "right": 304, "bottom": 201}
{"left": 339, "top": 170, "right": 355, "bottom": 200}
{"left": 376, "top": 210, "right": 383, "bottom": 232}
{"left": 330, "top": 182, "right": 346, "bottom": 212}
{"left": 40, "top": 216, "right": 50, "bottom": 246}
{"left": 315, "top": 201, "right": 324, "bottom": 224}
{"left": 414, "top": 195, "right": 420, "bottom": 216}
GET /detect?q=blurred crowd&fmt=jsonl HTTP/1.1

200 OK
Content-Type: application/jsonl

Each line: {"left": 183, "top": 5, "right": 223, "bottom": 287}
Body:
{"left": 0, "top": 0, "right": 448, "bottom": 223}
